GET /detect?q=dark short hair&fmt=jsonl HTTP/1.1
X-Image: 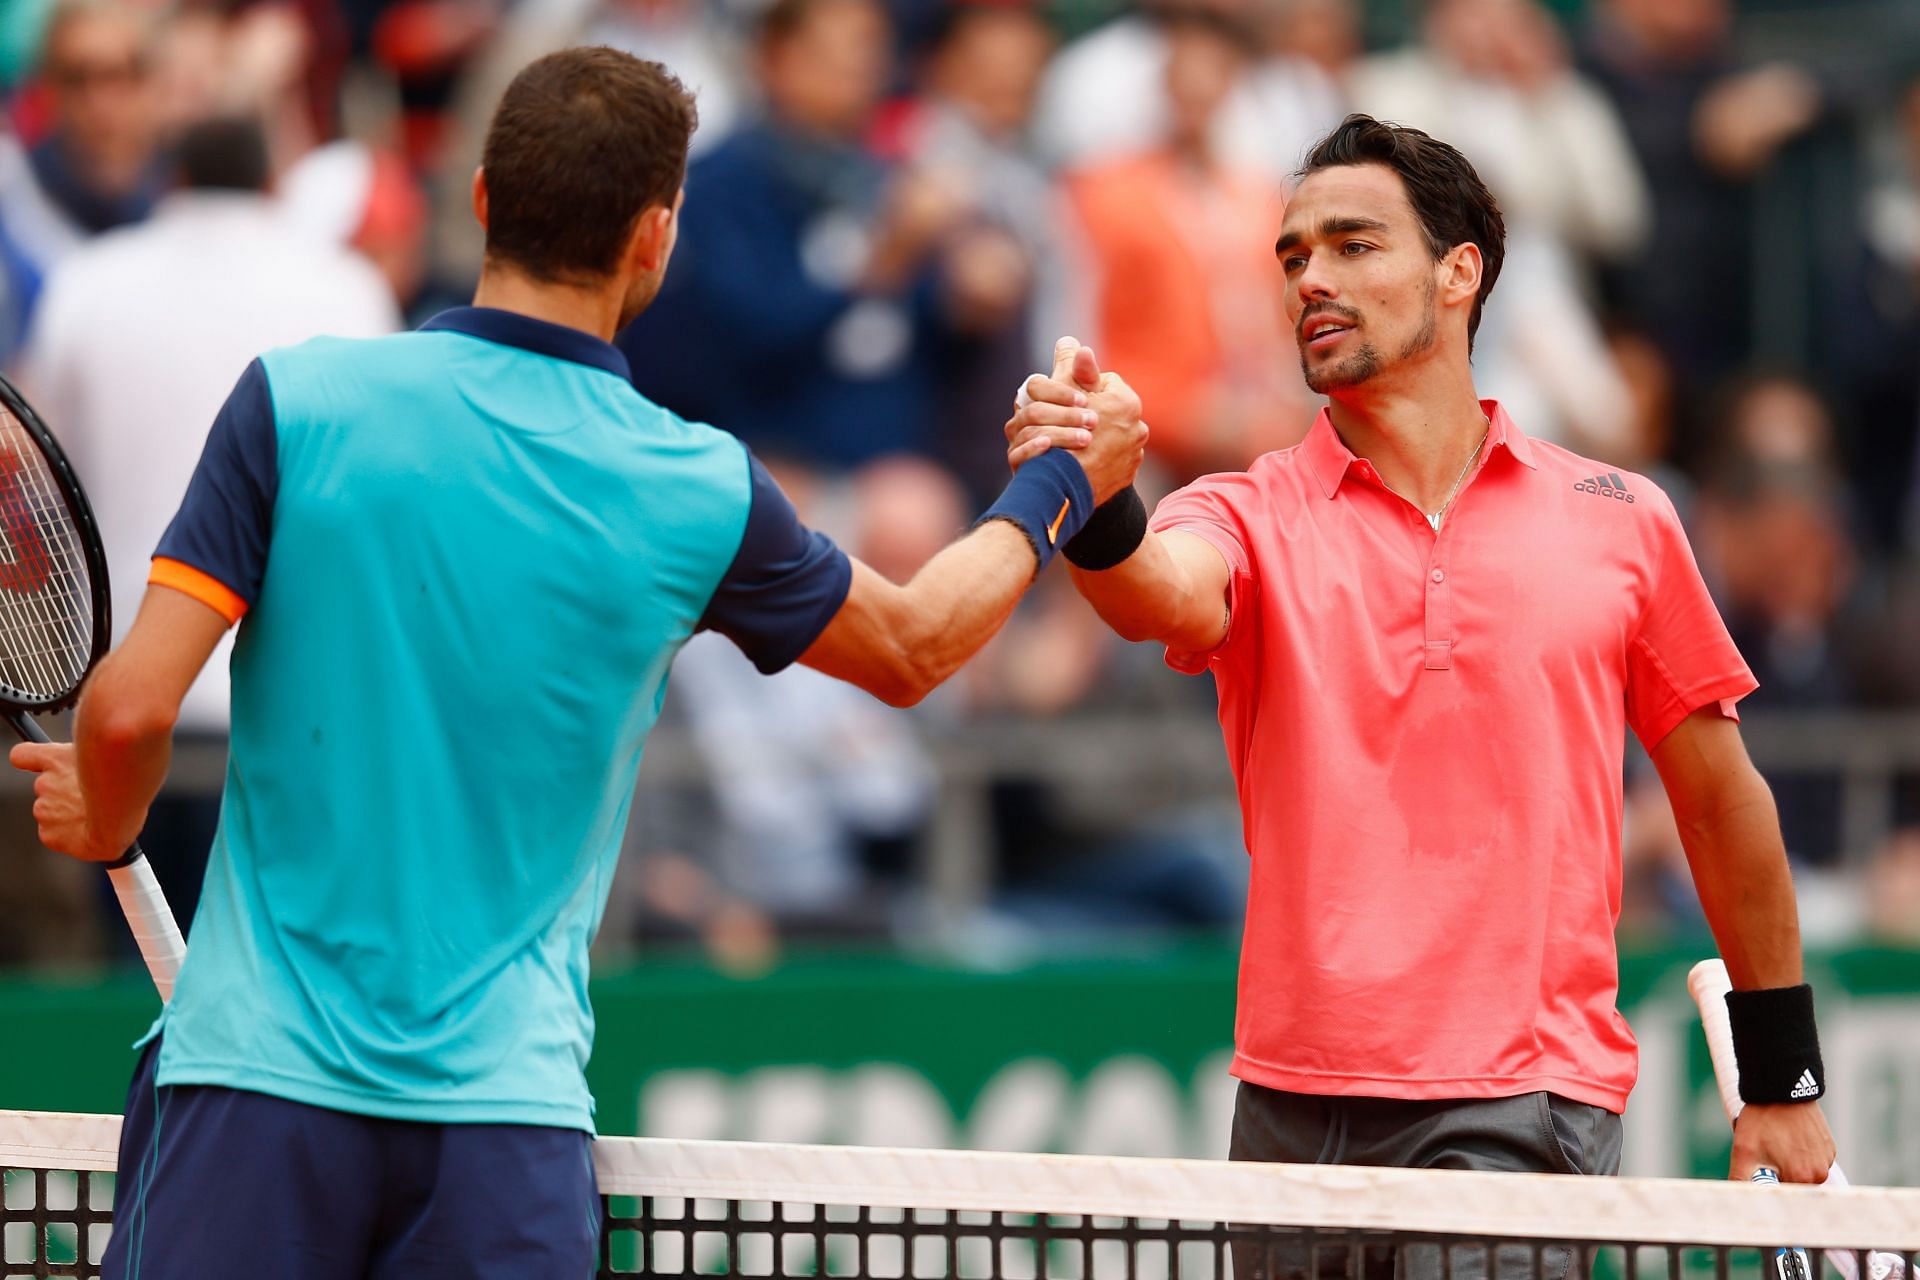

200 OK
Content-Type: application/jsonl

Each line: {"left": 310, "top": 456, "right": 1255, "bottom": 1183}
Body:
{"left": 482, "top": 47, "right": 697, "bottom": 283}
{"left": 174, "top": 114, "right": 269, "bottom": 192}
{"left": 1299, "top": 115, "right": 1506, "bottom": 346}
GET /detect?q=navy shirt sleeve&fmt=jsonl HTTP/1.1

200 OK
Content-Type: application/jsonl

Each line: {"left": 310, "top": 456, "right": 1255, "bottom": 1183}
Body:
{"left": 700, "top": 454, "right": 853, "bottom": 674}
{"left": 153, "top": 358, "right": 279, "bottom": 610}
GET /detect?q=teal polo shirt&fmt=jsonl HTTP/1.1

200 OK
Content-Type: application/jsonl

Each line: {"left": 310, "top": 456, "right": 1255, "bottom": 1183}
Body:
{"left": 146, "top": 307, "right": 851, "bottom": 1130}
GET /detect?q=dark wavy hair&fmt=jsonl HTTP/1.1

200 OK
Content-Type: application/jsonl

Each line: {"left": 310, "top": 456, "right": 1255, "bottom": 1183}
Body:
{"left": 482, "top": 47, "right": 697, "bottom": 283}
{"left": 1299, "top": 115, "right": 1507, "bottom": 348}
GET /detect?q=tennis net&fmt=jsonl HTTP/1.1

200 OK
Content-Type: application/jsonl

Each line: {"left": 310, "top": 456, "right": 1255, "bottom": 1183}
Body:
{"left": 5, "top": 1109, "right": 1918, "bottom": 1280}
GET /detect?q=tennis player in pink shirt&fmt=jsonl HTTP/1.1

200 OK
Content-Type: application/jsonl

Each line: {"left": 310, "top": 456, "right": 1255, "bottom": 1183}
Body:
{"left": 1009, "top": 116, "right": 1835, "bottom": 1210}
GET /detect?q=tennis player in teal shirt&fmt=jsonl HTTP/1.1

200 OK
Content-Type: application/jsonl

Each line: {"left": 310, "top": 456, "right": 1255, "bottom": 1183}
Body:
{"left": 11, "top": 47, "right": 1145, "bottom": 1279}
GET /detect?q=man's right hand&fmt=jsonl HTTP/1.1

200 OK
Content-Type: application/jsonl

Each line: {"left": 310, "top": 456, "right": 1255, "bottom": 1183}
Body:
{"left": 1006, "top": 337, "right": 1148, "bottom": 505}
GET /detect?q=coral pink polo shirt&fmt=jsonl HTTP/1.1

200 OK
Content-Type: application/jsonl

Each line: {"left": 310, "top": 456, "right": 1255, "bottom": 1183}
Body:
{"left": 1151, "top": 402, "right": 1755, "bottom": 1112}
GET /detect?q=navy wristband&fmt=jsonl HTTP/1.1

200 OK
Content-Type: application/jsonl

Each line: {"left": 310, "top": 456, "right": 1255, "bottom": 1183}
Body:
{"left": 1726, "top": 983, "right": 1825, "bottom": 1104}
{"left": 975, "top": 450, "right": 1095, "bottom": 573}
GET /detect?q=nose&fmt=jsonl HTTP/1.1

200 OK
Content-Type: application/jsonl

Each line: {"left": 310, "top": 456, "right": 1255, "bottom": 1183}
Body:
{"left": 1295, "top": 256, "right": 1337, "bottom": 307}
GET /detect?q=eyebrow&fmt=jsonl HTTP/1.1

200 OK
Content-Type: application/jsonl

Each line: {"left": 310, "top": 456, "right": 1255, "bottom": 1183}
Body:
{"left": 1274, "top": 216, "right": 1393, "bottom": 257}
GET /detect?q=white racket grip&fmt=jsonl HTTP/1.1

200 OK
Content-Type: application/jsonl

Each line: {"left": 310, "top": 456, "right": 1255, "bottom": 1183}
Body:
{"left": 107, "top": 857, "right": 185, "bottom": 1002}
{"left": 1687, "top": 959, "right": 1747, "bottom": 1123}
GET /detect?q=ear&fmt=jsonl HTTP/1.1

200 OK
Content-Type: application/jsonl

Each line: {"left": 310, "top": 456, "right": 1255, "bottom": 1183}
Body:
{"left": 1439, "top": 241, "right": 1482, "bottom": 316}
{"left": 471, "top": 167, "right": 489, "bottom": 232}
{"left": 625, "top": 191, "right": 682, "bottom": 275}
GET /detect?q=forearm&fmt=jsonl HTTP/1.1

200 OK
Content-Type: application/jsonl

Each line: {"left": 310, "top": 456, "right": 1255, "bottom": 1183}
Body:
{"left": 1676, "top": 760, "right": 1804, "bottom": 989}
{"left": 73, "top": 651, "right": 178, "bottom": 853}
{"left": 892, "top": 520, "right": 1038, "bottom": 692}
{"left": 1069, "top": 529, "right": 1225, "bottom": 651}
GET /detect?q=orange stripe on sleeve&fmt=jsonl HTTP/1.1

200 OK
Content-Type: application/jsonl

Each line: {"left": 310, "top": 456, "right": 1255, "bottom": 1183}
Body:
{"left": 149, "top": 557, "right": 249, "bottom": 625}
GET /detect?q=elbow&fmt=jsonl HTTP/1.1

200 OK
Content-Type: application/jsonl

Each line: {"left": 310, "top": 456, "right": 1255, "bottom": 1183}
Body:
{"left": 1096, "top": 603, "right": 1166, "bottom": 646}
{"left": 874, "top": 649, "right": 944, "bottom": 708}
{"left": 868, "top": 623, "right": 952, "bottom": 709}
{"left": 876, "top": 678, "right": 931, "bottom": 710}
{"left": 79, "top": 686, "right": 178, "bottom": 755}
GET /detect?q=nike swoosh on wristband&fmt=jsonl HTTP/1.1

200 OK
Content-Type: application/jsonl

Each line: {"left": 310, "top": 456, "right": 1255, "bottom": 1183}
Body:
{"left": 1047, "top": 498, "right": 1071, "bottom": 546}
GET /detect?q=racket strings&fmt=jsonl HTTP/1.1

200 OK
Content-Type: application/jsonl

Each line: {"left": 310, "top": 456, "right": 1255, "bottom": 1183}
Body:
{"left": 0, "top": 410, "right": 95, "bottom": 703}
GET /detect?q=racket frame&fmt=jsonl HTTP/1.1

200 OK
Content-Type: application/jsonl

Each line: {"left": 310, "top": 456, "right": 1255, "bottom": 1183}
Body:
{"left": 0, "top": 372, "right": 184, "bottom": 1000}
{"left": 0, "top": 372, "right": 112, "bottom": 713}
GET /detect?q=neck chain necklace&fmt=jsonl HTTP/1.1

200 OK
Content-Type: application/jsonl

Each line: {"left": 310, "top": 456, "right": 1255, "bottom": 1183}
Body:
{"left": 1425, "top": 424, "right": 1489, "bottom": 531}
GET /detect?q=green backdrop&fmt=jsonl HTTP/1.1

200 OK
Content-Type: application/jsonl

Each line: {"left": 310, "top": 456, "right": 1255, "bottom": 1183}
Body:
{"left": 4, "top": 943, "right": 1917, "bottom": 1184}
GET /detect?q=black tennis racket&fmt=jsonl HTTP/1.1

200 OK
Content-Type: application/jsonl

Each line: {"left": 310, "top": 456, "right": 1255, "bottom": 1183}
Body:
{"left": 0, "top": 372, "right": 185, "bottom": 1000}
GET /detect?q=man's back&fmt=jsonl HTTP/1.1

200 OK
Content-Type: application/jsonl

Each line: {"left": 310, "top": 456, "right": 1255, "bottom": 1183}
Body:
{"left": 22, "top": 192, "right": 398, "bottom": 729}
{"left": 153, "top": 313, "right": 753, "bottom": 1130}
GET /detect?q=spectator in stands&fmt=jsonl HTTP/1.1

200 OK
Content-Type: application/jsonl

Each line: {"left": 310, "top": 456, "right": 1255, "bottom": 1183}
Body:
{"left": 16, "top": 114, "right": 398, "bottom": 937}
{"left": 1271, "top": 0, "right": 1359, "bottom": 83}
{"left": 1578, "top": 0, "right": 1823, "bottom": 447}
{"left": 0, "top": 0, "right": 167, "bottom": 363}
{"left": 1349, "top": 0, "right": 1641, "bottom": 456}
{"left": 0, "top": 131, "right": 28, "bottom": 360}
{"left": 884, "top": 1, "right": 1057, "bottom": 500}
{"left": 1064, "top": 12, "right": 1307, "bottom": 484}
{"left": 1035, "top": 0, "right": 1344, "bottom": 184}
{"left": 1693, "top": 379, "right": 1862, "bottom": 866}
{"left": 619, "top": 0, "right": 959, "bottom": 469}
{"left": 1605, "top": 323, "right": 1693, "bottom": 505}
{"left": 282, "top": 139, "right": 431, "bottom": 316}
{"left": 1862, "top": 828, "right": 1920, "bottom": 943}
{"left": 1351, "top": 0, "right": 1648, "bottom": 270}
{"left": 1860, "top": 68, "right": 1920, "bottom": 550}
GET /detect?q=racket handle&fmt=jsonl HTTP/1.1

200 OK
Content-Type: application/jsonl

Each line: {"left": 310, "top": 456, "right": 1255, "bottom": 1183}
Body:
{"left": 107, "top": 851, "right": 185, "bottom": 1001}
{"left": 4, "top": 709, "right": 188, "bottom": 1001}
{"left": 1750, "top": 1169, "right": 1816, "bottom": 1280}
{"left": 1687, "top": 959, "right": 1747, "bottom": 1123}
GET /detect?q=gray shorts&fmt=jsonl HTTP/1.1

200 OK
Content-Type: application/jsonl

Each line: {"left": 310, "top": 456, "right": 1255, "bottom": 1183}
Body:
{"left": 1227, "top": 1081, "right": 1623, "bottom": 1280}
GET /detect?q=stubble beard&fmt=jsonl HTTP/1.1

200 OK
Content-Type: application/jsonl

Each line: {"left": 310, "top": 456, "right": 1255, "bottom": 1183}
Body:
{"left": 1299, "top": 278, "right": 1438, "bottom": 394}
{"left": 1301, "top": 339, "right": 1380, "bottom": 393}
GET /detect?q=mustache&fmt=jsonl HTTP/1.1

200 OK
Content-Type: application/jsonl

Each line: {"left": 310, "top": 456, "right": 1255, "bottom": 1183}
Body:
{"left": 1297, "top": 303, "right": 1362, "bottom": 340}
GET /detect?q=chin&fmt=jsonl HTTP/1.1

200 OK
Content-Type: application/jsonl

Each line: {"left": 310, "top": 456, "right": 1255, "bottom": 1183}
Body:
{"left": 1301, "top": 348, "right": 1381, "bottom": 394}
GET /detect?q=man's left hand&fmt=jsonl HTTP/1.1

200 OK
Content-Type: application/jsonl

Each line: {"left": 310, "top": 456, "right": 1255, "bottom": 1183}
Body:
{"left": 9, "top": 741, "right": 126, "bottom": 862}
{"left": 1730, "top": 1101, "right": 1837, "bottom": 1184}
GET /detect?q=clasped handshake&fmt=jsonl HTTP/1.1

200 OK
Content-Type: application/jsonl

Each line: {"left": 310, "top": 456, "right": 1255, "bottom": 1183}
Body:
{"left": 1004, "top": 336, "right": 1149, "bottom": 508}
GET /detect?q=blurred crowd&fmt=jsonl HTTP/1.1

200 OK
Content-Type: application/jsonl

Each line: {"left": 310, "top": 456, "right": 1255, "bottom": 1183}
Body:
{"left": 2, "top": 0, "right": 1919, "bottom": 973}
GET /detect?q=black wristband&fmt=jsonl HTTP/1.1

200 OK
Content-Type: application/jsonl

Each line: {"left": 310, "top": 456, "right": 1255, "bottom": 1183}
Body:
{"left": 1063, "top": 485, "right": 1148, "bottom": 571}
{"left": 1726, "top": 983, "right": 1825, "bottom": 1104}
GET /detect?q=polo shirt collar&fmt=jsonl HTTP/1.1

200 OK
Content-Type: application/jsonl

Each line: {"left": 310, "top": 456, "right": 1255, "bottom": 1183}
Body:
{"left": 421, "top": 306, "right": 631, "bottom": 381}
{"left": 1303, "top": 398, "right": 1537, "bottom": 499}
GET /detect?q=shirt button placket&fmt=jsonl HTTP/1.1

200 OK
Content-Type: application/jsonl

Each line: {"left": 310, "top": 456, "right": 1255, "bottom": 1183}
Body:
{"left": 1424, "top": 546, "right": 1452, "bottom": 671}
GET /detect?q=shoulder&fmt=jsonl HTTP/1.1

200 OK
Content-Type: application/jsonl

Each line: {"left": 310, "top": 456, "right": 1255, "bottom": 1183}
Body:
{"left": 1153, "top": 447, "right": 1306, "bottom": 526}
{"left": 258, "top": 329, "right": 411, "bottom": 376}
{"left": 1518, "top": 438, "right": 1690, "bottom": 574}
{"left": 1523, "top": 438, "right": 1675, "bottom": 514}
{"left": 253, "top": 331, "right": 435, "bottom": 415}
{"left": 608, "top": 393, "right": 756, "bottom": 503}
{"left": 635, "top": 394, "right": 749, "bottom": 457}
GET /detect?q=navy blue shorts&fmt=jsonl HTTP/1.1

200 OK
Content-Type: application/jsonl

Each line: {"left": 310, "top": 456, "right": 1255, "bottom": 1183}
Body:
{"left": 104, "top": 1038, "right": 601, "bottom": 1279}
